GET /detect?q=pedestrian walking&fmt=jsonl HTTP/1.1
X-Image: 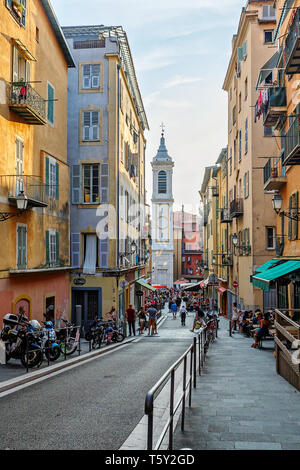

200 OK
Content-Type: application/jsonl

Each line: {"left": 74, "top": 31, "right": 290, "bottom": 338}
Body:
{"left": 231, "top": 302, "right": 239, "bottom": 333}
{"left": 180, "top": 305, "right": 187, "bottom": 327}
{"left": 147, "top": 306, "right": 158, "bottom": 335}
{"left": 126, "top": 304, "right": 136, "bottom": 336}
{"left": 138, "top": 307, "right": 147, "bottom": 335}
{"left": 171, "top": 302, "right": 178, "bottom": 319}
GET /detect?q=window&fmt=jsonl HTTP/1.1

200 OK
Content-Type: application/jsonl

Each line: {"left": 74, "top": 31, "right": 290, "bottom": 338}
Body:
{"left": 6, "top": 0, "right": 26, "bottom": 27}
{"left": 74, "top": 39, "right": 105, "bottom": 49}
{"left": 266, "top": 227, "right": 275, "bottom": 250}
{"left": 264, "top": 30, "right": 274, "bottom": 44}
{"left": 47, "top": 83, "right": 55, "bottom": 125}
{"left": 245, "top": 118, "right": 248, "bottom": 153}
{"left": 82, "top": 64, "right": 100, "bottom": 90}
{"left": 232, "top": 106, "right": 236, "bottom": 125}
{"left": 83, "top": 164, "right": 99, "bottom": 203}
{"left": 229, "top": 148, "right": 232, "bottom": 175}
{"left": 243, "top": 171, "right": 249, "bottom": 198}
{"left": 264, "top": 72, "right": 273, "bottom": 85}
{"left": 83, "top": 234, "right": 99, "bottom": 273}
{"left": 262, "top": 5, "right": 276, "bottom": 20}
{"left": 12, "top": 46, "right": 30, "bottom": 83}
{"left": 46, "top": 230, "right": 59, "bottom": 267}
{"left": 158, "top": 171, "right": 167, "bottom": 194}
{"left": 36, "top": 27, "right": 39, "bottom": 43}
{"left": 17, "top": 224, "right": 27, "bottom": 269}
{"left": 264, "top": 126, "right": 273, "bottom": 136}
{"left": 234, "top": 140, "right": 237, "bottom": 168}
{"left": 82, "top": 110, "right": 100, "bottom": 142}
{"left": 245, "top": 78, "right": 248, "bottom": 100}
{"left": 239, "top": 92, "right": 241, "bottom": 113}
{"left": 45, "top": 156, "right": 59, "bottom": 200}
{"left": 239, "top": 130, "right": 242, "bottom": 161}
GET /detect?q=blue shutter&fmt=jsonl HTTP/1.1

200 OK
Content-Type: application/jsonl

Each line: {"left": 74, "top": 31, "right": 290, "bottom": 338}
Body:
{"left": 47, "top": 84, "right": 54, "bottom": 124}
{"left": 6, "top": 0, "right": 12, "bottom": 9}
{"left": 45, "top": 157, "right": 49, "bottom": 196}
{"left": 72, "top": 165, "right": 81, "bottom": 204}
{"left": 71, "top": 233, "right": 81, "bottom": 268}
{"left": 20, "top": 0, "right": 26, "bottom": 26}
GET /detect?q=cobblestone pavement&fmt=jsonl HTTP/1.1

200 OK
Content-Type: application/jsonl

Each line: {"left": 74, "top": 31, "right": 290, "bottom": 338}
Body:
{"left": 173, "top": 318, "right": 300, "bottom": 451}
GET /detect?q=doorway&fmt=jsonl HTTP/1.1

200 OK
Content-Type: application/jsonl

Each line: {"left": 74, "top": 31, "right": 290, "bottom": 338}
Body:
{"left": 72, "top": 288, "right": 102, "bottom": 330}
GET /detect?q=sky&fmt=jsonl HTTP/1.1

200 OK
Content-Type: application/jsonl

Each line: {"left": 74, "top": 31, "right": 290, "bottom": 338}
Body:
{"left": 51, "top": 0, "right": 244, "bottom": 214}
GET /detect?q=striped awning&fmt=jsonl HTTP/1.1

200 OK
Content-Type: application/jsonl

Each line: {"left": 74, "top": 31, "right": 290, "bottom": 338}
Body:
{"left": 252, "top": 261, "right": 300, "bottom": 291}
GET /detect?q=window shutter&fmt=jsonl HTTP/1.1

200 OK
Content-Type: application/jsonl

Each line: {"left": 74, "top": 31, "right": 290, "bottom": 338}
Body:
{"left": 47, "top": 84, "right": 54, "bottom": 124}
{"left": 92, "top": 111, "right": 99, "bottom": 141}
{"left": 6, "top": 0, "right": 13, "bottom": 9}
{"left": 294, "top": 192, "right": 299, "bottom": 240}
{"left": 83, "top": 111, "right": 91, "bottom": 141}
{"left": 20, "top": 0, "right": 26, "bottom": 26}
{"left": 82, "top": 65, "right": 91, "bottom": 89}
{"left": 56, "top": 232, "right": 59, "bottom": 265}
{"left": 71, "top": 233, "right": 81, "bottom": 268}
{"left": 91, "top": 64, "right": 100, "bottom": 88}
{"left": 12, "top": 47, "right": 19, "bottom": 82}
{"left": 46, "top": 230, "right": 50, "bottom": 265}
{"left": 17, "top": 226, "right": 27, "bottom": 269}
{"left": 242, "top": 41, "right": 247, "bottom": 60}
{"left": 237, "top": 46, "right": 244, "bottom": 63}
{"left": 45, "top": 156, "right": 50, "bottom": 196}
{"left": 55, "top": 162, "right": 59, "bottom": 200}
{"left": 25, "top": 60, "right": 30, "bottom": 83}
{"left": 100, "top": 163, "right": 109, "bottom": 203}
{"left": 100, "top": 237, "right": 109, "bottom": 268}
{"left": 288, "top": 196, "right": 292, "bottom": 240}
{"left": 72, "top": 165, "right": 81, "bottom": 204}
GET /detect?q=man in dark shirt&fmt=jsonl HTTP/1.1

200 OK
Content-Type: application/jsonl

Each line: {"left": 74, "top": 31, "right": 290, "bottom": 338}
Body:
{"left": 126, "top": 304, "right": 136, "bottom": 336}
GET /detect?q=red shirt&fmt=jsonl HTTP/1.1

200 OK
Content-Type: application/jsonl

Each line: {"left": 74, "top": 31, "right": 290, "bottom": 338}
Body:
{"left": 126, "top": 308, "right": 136, "bottom": 322}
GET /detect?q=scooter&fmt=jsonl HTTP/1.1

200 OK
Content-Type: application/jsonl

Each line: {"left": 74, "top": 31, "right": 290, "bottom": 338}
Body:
{"left": 41, "top": 321, "right": 61, "bottom": 361}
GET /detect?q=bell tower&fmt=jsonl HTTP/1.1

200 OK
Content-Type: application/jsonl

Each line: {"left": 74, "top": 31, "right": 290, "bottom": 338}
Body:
{"left": 151, "top": 126, "right": 174, "bottom": 288}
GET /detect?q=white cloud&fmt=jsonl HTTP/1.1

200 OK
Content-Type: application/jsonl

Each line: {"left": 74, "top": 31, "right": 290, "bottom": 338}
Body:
{"left": 164, "top": 75, "right": 203, "bottom": 88}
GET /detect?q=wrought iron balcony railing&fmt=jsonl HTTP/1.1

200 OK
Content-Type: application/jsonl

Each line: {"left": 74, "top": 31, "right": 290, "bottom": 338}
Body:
{"left": 230, "top": 198, "right": 244, "bottom": 218}
{"left": 263, "top": 87, "right": 287, "bottom": 127}
{"left": 220, "top": 208, "right": 232, "bottom": 224}
{"left": 283, "top": 7, "right": 300, "bottom": 75}
{"left": 0, "top": 175, "right": 49, "bottom": 208}
{"left": 283, "top": 118, "right": 300, "bottom": 166}
{"left": 263, "top": 157, "right": 286, "bottom": 191}
{"left": 9, "top": 82, "right": 46, "bottom": 125}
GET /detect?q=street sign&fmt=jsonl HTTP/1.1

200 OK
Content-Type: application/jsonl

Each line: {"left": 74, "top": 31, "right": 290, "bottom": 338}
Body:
{"left": 74, "top": 278, "right": 86, "bottom": 286}
{"left": 233, "top": 281, "right": 239, "bottom": 288}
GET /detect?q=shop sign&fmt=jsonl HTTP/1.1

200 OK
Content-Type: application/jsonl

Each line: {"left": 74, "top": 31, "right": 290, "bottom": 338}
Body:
{"left": 74, "top": 278, "right": 86, "bottom": 286}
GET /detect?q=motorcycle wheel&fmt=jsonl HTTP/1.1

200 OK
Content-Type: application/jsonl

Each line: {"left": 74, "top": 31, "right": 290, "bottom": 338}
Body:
{"left": 85, "top": 331, "right": 92, "bottom": 342}
{"left": 60, "top": 340, "right": 77, "bottom": 356}
{"left": 91, "top": 337, "right": 100, "bottom": 349}
{"left": 21, "top": 349, "right": 43, "bottom": 369}
{"left": 114, "top": 333, "right": 125, "bottom": 343}
{"left": 45, "top": 345, "right": 61, "bottom": 362}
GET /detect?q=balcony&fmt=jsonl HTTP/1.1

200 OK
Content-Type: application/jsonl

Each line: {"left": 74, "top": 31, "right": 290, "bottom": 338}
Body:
{"left": 0, "top": 175, "right": 49, "bottom": 208}
{"left": 9, "top": 82, "right": 46, "bottom": 125}
{"left": 220, "top": 208, "right": 232, "bottom": 224}
{"left": 221, "top": 255, "right": 233, "bottom": 267}
{"left": 283, "top": 7, "right": 300, "bottom": 75}
{"left": 230, "top": 198, "right": 243, "bottom": 218}
{"left": 263, "top": 157, "right": 287, "bottom": 191}
{"left": 263, "top": 87, "right": 287, "bottom": 127}
{"left": 283, "top": 118, "right": 300, "bottom": 166}
{"left": 212, "top": 187, "right": 219, "bottom": 197}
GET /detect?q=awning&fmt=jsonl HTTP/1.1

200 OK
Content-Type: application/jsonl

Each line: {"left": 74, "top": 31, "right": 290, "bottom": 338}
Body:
{"left": 136, "top": 279, "right": 156, "bottom": 292}
{"left": 183, "top": 282, "right": 201, "bottom": 291}
{"left": 151, "top": 284, "right": 166, "bottom": 289}
{"left": 13, "top": 38, "right": 37, "bottom": 61}
{"left": 256, "top": 50, "right": 280, "bottom": 90}
{"left": 255, "top": 259, "right": 281, "bottom": 273}
{"left": 217, "top": 287, "right": 227, "bottom": 295}
{"left": 252, "top": 261, "right": 300, "bottom": 291}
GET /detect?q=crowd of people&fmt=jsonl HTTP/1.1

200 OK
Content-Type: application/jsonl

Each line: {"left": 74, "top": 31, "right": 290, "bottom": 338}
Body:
{"left": 231, "top": 302, "right": 274, "bottom": 348}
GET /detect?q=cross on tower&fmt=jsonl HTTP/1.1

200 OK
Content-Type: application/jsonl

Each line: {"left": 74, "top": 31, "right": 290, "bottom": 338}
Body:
{"left": 160, "top": 122, "right": 165, "bottom": 136}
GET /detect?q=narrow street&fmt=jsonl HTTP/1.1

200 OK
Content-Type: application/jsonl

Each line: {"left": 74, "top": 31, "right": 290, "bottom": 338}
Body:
{"left": 0, "top": 312, "right": 196, "bottom": 450}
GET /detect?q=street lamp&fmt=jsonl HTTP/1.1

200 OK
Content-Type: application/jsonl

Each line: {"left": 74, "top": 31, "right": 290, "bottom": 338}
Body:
{"left": 272, "top": 192, "right": 300, "bottom": 221}
{"left": 0, "top": 191, "right": 28, "bottom": 222}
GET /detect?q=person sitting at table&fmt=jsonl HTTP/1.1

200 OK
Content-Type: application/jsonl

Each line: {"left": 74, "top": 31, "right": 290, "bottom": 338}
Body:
{"left": 251, "top": 312, "right": 271, "bottom": 348}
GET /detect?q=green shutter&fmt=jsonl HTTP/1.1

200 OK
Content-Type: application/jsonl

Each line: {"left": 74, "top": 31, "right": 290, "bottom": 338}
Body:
{"left": 288, "top": 196, "right": 292, "bottom": 240}
{"left": 45, "top": 156, "right": 49, "bottom": 196}
{"left": 47, "top": 84, "right": 54, "bottom": 124}
{"left": 56, "top": 232, "right": 59, "bottom": 265}
{"left": 294, "top": 192, "right": 299, "bottom": 240}
{"left": 56, "top": 162, "right": 59, "bottom": 200}
{"left": 46, "top": 230, "right": 50, "bottom": 265}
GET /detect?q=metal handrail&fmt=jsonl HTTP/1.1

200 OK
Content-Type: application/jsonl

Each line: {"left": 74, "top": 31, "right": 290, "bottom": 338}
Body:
{"left": 145, "top": 326, "right": 209, "bottom": 450}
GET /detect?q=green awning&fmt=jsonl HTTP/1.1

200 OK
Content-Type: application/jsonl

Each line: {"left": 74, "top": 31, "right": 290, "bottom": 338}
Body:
{"left": 136, "top": 279, "right": 156, "bottom": 292}
{"left": 252, "top": 261, "right": 300, "bottom": 291}
{"left": 255, "top": 260, "right": 281, "bottom": 273}
{"left": 256, "top": 50, "right": 280, "bottom": 91}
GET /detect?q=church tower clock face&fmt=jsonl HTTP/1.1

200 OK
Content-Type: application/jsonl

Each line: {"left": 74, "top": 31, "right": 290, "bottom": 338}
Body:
{"left": 156, "top": 205, "right": 170, "bottom": 243}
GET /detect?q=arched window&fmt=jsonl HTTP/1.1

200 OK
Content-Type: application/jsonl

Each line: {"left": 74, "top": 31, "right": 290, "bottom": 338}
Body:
{"left": 158, "top": 171, "right": 167, "bottom": 194}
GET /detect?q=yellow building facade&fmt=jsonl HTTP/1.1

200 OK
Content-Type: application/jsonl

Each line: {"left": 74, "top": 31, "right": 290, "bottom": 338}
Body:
{"left": 0, "top": 0, "right": 75, "bottom": 323}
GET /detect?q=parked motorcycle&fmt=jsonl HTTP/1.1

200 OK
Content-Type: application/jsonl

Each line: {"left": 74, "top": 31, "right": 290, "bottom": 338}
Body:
{"left": 56, "top": 318, "right": 80, "bottom": 356}
{"left": 1, "top": 314, "right": 43, "bottom": 368}
{"left": 41, "top": 321, "right": 61, "bottom": 362}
